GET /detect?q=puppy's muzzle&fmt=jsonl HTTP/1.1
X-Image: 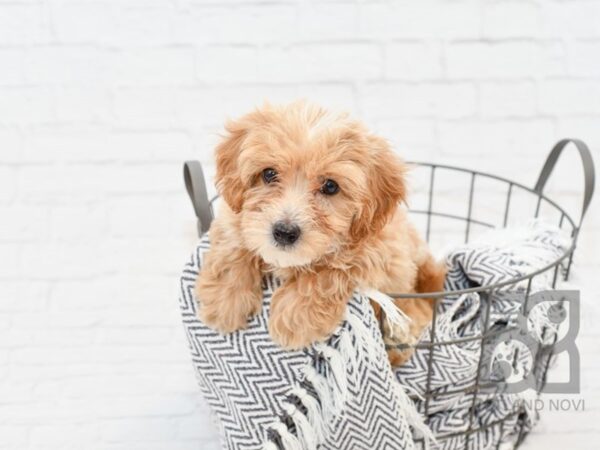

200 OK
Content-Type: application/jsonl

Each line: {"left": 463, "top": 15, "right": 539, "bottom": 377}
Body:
{"left": 272, "top": 221, "right": 301, "bottom": 246}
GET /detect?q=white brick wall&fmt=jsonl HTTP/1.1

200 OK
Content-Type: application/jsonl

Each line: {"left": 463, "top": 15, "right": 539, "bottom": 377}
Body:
{"left": 1, "top": 1, "right": 599, "bottom": 449}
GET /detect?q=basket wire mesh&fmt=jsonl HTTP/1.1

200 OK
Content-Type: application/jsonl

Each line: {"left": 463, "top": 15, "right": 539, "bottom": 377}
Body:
{"left": 386, "top": 139, "right": 594, "bottom": 449}
{"left": 183, "top": 138, "right": 595, "bottom": 450}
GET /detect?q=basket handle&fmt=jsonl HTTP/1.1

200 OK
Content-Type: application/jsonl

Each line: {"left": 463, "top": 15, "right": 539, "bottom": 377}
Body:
{"left": 534, "top": 138, "right": 595, "bottom": 228}
{"left": 183, "top": 161, "right": 214, "bottom": 236}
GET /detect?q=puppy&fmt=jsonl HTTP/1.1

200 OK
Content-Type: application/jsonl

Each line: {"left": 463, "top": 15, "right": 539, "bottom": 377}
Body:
{"left": 196, "top": 101, "right": 446, "bottom": 366}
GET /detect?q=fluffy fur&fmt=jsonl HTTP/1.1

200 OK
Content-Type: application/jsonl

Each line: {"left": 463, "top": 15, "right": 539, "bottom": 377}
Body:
{"left": 196, "top": 101, "right": 446, "bottom": 366}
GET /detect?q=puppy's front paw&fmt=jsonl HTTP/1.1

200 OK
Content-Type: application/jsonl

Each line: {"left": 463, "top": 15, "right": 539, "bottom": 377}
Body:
{"left": 383, "top": 318, "right": 413, "bottom": 346}
{"left": 387, "top": 348, "right": 416, "bottom": 367}
{"left": 269, "top": 282, "right": 346, "bottom": 350}
{"left": 197, "top": 276, "right": 263, "bottom": 334}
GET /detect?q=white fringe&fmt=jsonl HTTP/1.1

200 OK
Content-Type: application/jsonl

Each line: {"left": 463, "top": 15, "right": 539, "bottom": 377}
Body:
{"left": 262, "top": 440, "right": 279, "bottom": 450}
{"left": 338, "top": 329, "right": 358, "bottom": 383}
{"left": 262, "top": 294, "right": 434, "bottom": 450}
{"left": 315, "top": 343, "right": 347, "bottom": 411}
{"left": 289, "top": 386, "right": 327, "bottom": 442}
{"left": 361, "top": 288, "right": 411, "bottom": 338}
{"left": 284, "top": 403, "right": 318, "bottom": 450}
{"left": 272, "top": 422, "right": 304, "bottom": 450}
{"left": 302, "top": 365, "right": 335, "bottom": 422}
{"left": 346, "top": 311, "right": 379, "bottom": 361}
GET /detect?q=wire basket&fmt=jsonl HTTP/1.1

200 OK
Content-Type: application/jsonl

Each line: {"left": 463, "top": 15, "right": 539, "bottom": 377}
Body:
{"left": 183, "top": 138, "right": 595, "bottom": 450}
{"left": 384, "top": 139, "right": 595, "bottom": 449}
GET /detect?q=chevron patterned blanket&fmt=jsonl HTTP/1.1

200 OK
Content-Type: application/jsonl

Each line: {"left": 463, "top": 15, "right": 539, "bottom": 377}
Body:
{"left": 394, "top": 220, "right": 570, "bottom": 449}
{"left": 179, "top": 221, "right": 569, "bottom": 450}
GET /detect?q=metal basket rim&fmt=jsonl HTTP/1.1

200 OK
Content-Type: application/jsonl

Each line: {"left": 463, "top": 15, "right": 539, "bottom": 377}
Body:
{"left": 208, "top": 160, "right": 578, "bottom": 299}
{"left": 387, "top": 161, "right": 577, "bottom": 298}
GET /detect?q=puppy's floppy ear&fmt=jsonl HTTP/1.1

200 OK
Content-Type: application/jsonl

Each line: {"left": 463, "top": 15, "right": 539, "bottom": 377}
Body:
{"left": 350, "top": 135, "right": 407, "bottom": 240}
{"left": 215, "top": 119, "right": 249, "bottom": 213}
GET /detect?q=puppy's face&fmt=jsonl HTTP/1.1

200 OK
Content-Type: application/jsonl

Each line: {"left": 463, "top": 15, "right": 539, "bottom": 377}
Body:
{"left": 215, "top": 103, "right": 406, "bottom": 269}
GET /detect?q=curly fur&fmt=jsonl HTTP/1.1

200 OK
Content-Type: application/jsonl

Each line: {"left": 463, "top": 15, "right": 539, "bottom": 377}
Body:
{"left": 196, "top": 101, "right": 446, "bottom": 365}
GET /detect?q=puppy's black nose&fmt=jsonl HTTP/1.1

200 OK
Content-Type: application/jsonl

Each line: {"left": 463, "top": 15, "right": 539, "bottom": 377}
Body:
{"left": 272, "top": 221, "right": 301, "bottom": 246}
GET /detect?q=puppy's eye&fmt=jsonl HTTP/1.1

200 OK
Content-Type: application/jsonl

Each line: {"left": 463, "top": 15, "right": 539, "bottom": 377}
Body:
{"left": 320, "top": 179, "right": 339, "bottom": 196}
{"left": 262, "top": 168, "right": 278, "bottom": 184}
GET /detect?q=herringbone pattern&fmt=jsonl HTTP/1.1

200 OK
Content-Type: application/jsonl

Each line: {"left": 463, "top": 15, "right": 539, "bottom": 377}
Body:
{"left": 394, "top": 221, "right": 568, "bottom": 449}
{"left": 180, "top": 236, "right": 416, "bottom": 450}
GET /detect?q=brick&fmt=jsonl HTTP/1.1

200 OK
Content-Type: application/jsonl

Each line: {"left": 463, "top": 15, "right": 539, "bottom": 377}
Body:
{"left": 362, "top": 82, "right": 477, "bottom": 120}
{"left": 19, "top": 242, "right": 109, "bottom": 279}
{"left": 24, "top": 129, "right": 110, "bottom": 163}
{"left": 299, "top": 84, "right": 358, "bottom": 115}
{"left": 480, "top": 81, "right": 536, "bottom": 118}
{"left": 0, "top": 167, "right": 17, "bottom": 203}
{"left": 445, "top": 42, "right": 566, "bottom": 80}
{"left": 196, "top": 46, "right": 259, "bottom": 83}
{"left": 373, "top": 118, "right": 437, "bottom": 152}
{"left": 538, "top": 80, "right": 600, "bottom": 115}
{"left": 114, "top": 48, "right": 196, "bottom": 86}
{"left": 176, "top": 83, "right": 357, "bottom": 130}
{"left": 26, "top": 128, "right": 193, "bottom": 164}
{"left": 104, "top": 275, "right": 183, "bottom": 308}
{"left": 437, "top": 119, "right": 557, "bottom": 158}
{"left": 0, "top": 87, "right": 56, "bottom": 127}
{"left": 541, "top": 1, "right": 600, "bottom": 39}
{"left": 0, "top": 425, "right": 29, "bottom": 448}
{"left": 0, "top": 244, "right": 20, "bottom": 279}
{"left": 103, "top": 237, "right": 191, "bottom": 276}
{"left": 108, "top": 197, "right": 174, "bottom": 238}
{"left": 0, "top": 4, "right": 51, "bottom": 44}
{"left": 18, "top": 165, "right": 104, "bottom": 202}
{"left": 384, "top": 42, "right": 443, "bottom": 80}
{"left": 30, "top": 424, "right": 99, "bottom": 446}
{"left": 175, "top": 85, "right": 293, "bottom": 127}
{"left": 55, "top": 87, "right": 112, "bottom": 124}
{"left": 0, "top": 399, "right": 86, "bottom": 421}
{"left": 0, "top": 281, "right": 47, "bottom": 312}
{"left": 109, "top": 131, "right": 194, "bottom": 162}
{"left": 359, "top": 2, "right": 481, "bottom": 40}
{"left": 113, "top": 88, "right": 178, "bottom": 128}
{"left": 95, "top": 443, "right": 212, "bottom": 450}
{"left": 101, "top": 418, "right": 175, "bottom": 442}
{"left": 257, "top": 44, "right": 383, "bottom": 82}
{"left": 102, "top": 164, "right": 183, "bottom": 194}
{"left": 172, "top": 4, "right": 296, "bottom": 45}
{"left": 95, "top": 327, "right": 174, "bottom": 346}
{"left": 50, "top": 204, "right": 108, "bottom": 242}
{"left": 19, "top": 163, "right": 183, "bottom": 205}
{"left": 94, "top": 394, "right": 196, "bottom": 418}
{"left": 109, "top": 5, "right": 176, "bottom": 46}
{"left": 0, "top": 128, "right": 22, "bottom": 162}
{"left": 27, "top": 328, "right": 96, "bottom": 348}
{"left": 48, "top": 279, "right": 116, "bottom": 311}
{"left": 60, "top": 374, "right": 164, "bottom": 398}
{"left": 24, "top": 46, "right": 112, "bottom": 85}
{"left": 482, "top": 2, "right": 541, "bottom": 39}
{"left": 568, "top": 41, "right": 600, "bottom": 77}
{"left": 52, "top": 2, "right": 115, "bottom": 44}
{"left": 297, "top": 3, "right": 358, "bottom": 42}
{"left": 0, "top": 49, "right": 25, "bottom": 85}
{"left": 0, "top": 205, "right": 47, "bottom": 242}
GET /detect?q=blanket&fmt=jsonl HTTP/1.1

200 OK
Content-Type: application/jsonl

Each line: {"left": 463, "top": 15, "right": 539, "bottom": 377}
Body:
{"left": 394, "top": 220, "right": 570, "bottom": 449}
{"left": 178, "top": 220, "right": 570, "bottom": 450}
{"left": 179, "top": 235, "right": 428, "bottom": 450}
